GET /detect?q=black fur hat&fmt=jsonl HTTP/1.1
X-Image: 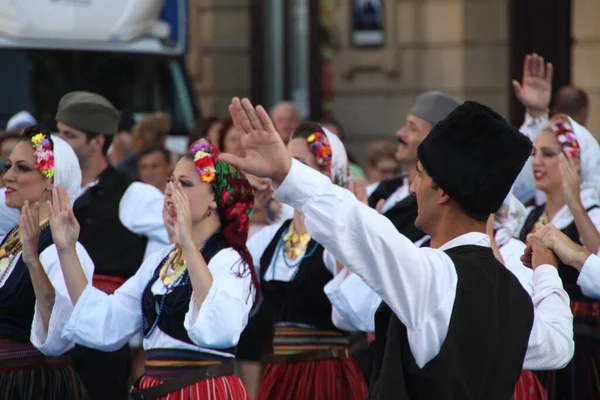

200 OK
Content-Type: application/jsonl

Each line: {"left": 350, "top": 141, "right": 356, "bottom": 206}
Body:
{"left": 417, "top": 101, "right": 532, "bottom": 217}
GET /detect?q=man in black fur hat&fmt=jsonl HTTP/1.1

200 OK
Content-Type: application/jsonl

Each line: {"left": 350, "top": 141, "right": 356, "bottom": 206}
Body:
{"left": 222, "top": 97, "right": 574, "bottom": 400}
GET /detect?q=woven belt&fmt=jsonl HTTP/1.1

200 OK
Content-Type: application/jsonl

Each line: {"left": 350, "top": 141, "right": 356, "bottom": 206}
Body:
{"left": 92, "top": 274, "right": 126, "bottom": 294}
{"left": 130, "top": 362, "right": 234, "bottom": 400}
{"left": 267, "top": 348, "right": 349, "bottom": 364}
{"left": 0, "top": 353, "right": 71, "bottom": 370}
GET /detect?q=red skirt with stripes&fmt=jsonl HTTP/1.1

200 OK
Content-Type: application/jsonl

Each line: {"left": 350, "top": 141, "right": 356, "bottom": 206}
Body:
{"left": 512, "top": 370, "right": 547, "bottom": 400}
{"left": 257, "top": 357, "right": 368, "bottom": 400}
{"left": 138, "top": 375, "right": 250, "bottom": 400}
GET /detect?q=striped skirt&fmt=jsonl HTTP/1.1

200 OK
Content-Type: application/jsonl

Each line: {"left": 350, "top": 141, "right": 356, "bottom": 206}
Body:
{"left": 536, "top": 301, "right": 600, "bottom": 400}
{"left": 0, "top": 339, "right": 88, "bottom": 400}
{"left": 135, "top": 349, "right": 250, "bottom": 400}
{"left": 512, "top": 370, "right": 547, "bottom": 400}
{"left": 257, "top": 326, "right": 368, "bottom": 400}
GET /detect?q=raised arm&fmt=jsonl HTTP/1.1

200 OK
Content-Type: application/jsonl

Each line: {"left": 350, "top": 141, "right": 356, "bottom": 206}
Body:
{"left": 219, "top": 98, "right": 458, "bottom": 334}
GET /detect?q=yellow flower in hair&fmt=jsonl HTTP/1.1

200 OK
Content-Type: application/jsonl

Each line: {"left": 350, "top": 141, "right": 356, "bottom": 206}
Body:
{"left": 32, "top": 133, "right": 45, "bottom": 145}
{"left": 307, "top": 133, "right": 316, "bottom": 142}
{"left": 42, "top": 168, "right": 54, "bottom": 178}
{"left": 201, "top": 171, "right": 216, "bottom": 183}
{"left": 194, "top": 150, "right": 209, "bottom": 161}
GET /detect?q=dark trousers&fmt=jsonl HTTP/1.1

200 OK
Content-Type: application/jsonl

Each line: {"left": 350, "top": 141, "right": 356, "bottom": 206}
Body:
{"left": 71, "top": 344, "right": 132, "bottom": 400}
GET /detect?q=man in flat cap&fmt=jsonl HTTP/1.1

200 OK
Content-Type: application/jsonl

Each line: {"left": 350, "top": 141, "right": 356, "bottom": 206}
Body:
{"left": 221, "top": 97, "right": 574, "bottom": 400}
{"left": 56, "top": 91, "right": 169, "bottom": 400}
{"left": 367, "top": 90, "right": 460, "bottom": 244}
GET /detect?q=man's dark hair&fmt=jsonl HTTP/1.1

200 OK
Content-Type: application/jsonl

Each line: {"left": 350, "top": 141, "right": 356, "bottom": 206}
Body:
{"left": 552, "top": 86, "right": 589, "bottom": 118}
{"left": 138, "top": 146, "right": 170, "bottom": 164}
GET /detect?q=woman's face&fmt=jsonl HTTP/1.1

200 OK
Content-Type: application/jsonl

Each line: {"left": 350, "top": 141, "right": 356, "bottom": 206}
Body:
{"left": 531, "top": 130, "right": 567, "bottom": 193}
{"left": 3, "top": 141, "right": 50, "bottom": 209}
{"left": 165, "top": 157, "right": 217, "bottom": 225}
{"left": 222, "top": 126, "right": 244, "bottom": 157}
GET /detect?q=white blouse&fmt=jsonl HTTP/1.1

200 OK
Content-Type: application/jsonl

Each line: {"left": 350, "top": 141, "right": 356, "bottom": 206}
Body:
{"left": 55, "top": 245, "right": 254, "bottom": 358}
{"left": 4, "top": 241, "right": 96, "bottom": 356}
{"left": 578, "top": 255, "right": 600, "bottom": 298}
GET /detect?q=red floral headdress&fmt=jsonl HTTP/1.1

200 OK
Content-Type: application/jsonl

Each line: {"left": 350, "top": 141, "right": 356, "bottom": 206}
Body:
{"left": 548, "top": 116, "right": 580, "bottom": 159}
{"left": 307, "top": 131, "right": 332, "bottom": 173}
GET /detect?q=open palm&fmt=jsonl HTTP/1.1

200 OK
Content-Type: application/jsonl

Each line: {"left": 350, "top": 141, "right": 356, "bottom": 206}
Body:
{"left": 512, "top": 53, "right": 553, "bottom": 113}
{"left": 49, "top": 186, "right": 80, "bottom": 251}
{"left": 220, "top": 98, "right": 291, "bottom": 184}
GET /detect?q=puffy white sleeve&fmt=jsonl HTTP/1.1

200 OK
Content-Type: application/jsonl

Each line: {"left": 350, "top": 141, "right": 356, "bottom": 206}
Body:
{"left": 523, "top": 265, "right": 575, "bottom": 370}
{"left": 512, "top": 113, "right": 548, "bottom": 204}
{"left": 578, "top": 254, "right": 600, "bottom": 299}
{"left": 119, "top": 182, "right": 169, "bottom": 244}
{"left": 61, "top": 248, "right": 169, "bottom": 352}
{"left": 30, "top": 242, "right": 95, "bottom": 356}
{"left": 325, "top": 266, "right": 380, "bottom": 332}
{"left": 184, "top": 249, "right": 255, "bottom": 349}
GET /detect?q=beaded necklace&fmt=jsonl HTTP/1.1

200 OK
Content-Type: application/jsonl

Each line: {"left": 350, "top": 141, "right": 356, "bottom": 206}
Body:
{"left": 142, "top": 229, "right": 219, "bottom": 339}
{"left": 271, "top": 226, "right": 319, "bottom": 281}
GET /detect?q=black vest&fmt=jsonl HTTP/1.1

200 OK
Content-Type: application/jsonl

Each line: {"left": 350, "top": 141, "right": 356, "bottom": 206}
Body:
{"left": 259, "top": 220, "right": 338, "bottom": 331}
{"left": 369, "top": 245, "right": 534, "bottom": 400}
{"left": 73, "top": 166, "right": 148, "bottom": 279}
{"left": 519, "top": 204, "right": 598, "bottom": 301}
{"left": 141, "top": 231, "right": 235, "bottom": 356}
{"left": 369, "top": 177, "right": 405, "bottom": 209}
{"left": 383, "top": 195, "right": 427, "bottom": 243}
{"left": 0, "top": 226, "right": 55, "bottom": 341}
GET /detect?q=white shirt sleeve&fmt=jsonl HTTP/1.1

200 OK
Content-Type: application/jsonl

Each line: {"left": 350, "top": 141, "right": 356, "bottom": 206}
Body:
{"left": 61, "top": 249, "right": 165, "bottom": 352}
{"left": 577, "top": 255, "right": 600, "bottom": 299}
{"left": 119, "top": 182, "right": 169, "bottom": 244}
{"left": 523, "top": 265, "right": 575, "bottom": 370}
{"left": 500, "top": 239, "right": 534, "bottom": 295}
{"left": 184, "top": 249, "right": 255, "bottom": 349}
{"left": 325, "top": 266, "right": 380, "bottom": 332}
{"left": 30, "top": 242, "right": 95, "bottom": 356}
{"left": 0, "top": 188, "right": 20, "bottom": 238}
{"left": 274, "top": 160, "right": 458, "bottom": 368}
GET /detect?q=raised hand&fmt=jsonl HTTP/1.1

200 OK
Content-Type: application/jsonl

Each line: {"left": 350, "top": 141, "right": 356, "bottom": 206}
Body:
{"left": 348, "top": 178, "right": 369, "bottom": 206}
{"left": 20, "top": 201, "right": 41, "bottom": 267}
{"left": 48, "top": 186, "right": 80, "bottom": 251}
{"left": 220, "top": 97, "right": 291, "bottom": 184}
{"left": 162, "top": 197, "right": 176, "bottom": 244}
{"left": 170, "top": 182, "right": 194, "bottom": 249}
{"left": 560, "top": 153, "right": 582, "bottom": 209}
{"left": 534, "top": 224, "right": 591, "bottom": 271}
{"left": 511, "top": 53, "right": 553, "bottom": 117}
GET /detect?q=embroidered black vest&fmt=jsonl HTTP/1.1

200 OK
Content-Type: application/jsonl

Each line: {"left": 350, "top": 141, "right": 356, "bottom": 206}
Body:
{"left": 258, "top": 219, "right": 339, "bottom": 331}
{"left": 0, "top": 226, "right": 55, "bottom": 341}
{"left": 141, "top": 231, "right": 235, "bottom": 355}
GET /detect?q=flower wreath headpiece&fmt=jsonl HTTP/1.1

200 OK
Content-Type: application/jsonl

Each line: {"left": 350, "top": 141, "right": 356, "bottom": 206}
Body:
{"left": 189, "top": 138, "right": 254, "bottom": 234}
{"left": 550, "top": 116, "right": 580, "bottom": 159}
{"left": 307, "top": 131, "right": 332, "bottom": 173}
{"left": 31, "top": 133, "right": 55, "bottom": 178}
{"left": 191, "top": 139, "right": 219, "bottom": 183}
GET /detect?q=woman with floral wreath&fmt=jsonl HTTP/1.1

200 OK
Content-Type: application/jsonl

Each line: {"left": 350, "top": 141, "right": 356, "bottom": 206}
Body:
{"left": 37, "top": 138, "right": 259, "bottom": 399}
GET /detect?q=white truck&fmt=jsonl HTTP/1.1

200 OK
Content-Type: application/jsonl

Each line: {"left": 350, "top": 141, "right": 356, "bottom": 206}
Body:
{"left": 0, "top": 0, "right": 197, "bottom": 153}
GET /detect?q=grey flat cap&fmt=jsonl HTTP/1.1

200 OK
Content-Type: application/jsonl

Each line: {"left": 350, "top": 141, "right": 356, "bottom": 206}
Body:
{"left": 55, "top": 91, "right": 120, "bottom": 135}
{"left": 409, "top": 91, "right": 461, "bottom": 126}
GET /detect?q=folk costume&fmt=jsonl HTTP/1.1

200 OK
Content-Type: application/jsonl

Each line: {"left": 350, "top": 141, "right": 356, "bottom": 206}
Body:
{"left": 240, "top": 128, "right": 368, "bottom": 400}
{"left": 55, "top": 92, "right": 170, "bottom": 400}
{"left": 44, "top": 139, "right": 258, "bottom": 400}
{"left": 271, "top": 102, "right": 574, "bottom": 400}
{"left": 516, "top": 117, "right": 600, "bottom": 400}
{"left": 1, "top": 133, "right": 94, "bottom": 400}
